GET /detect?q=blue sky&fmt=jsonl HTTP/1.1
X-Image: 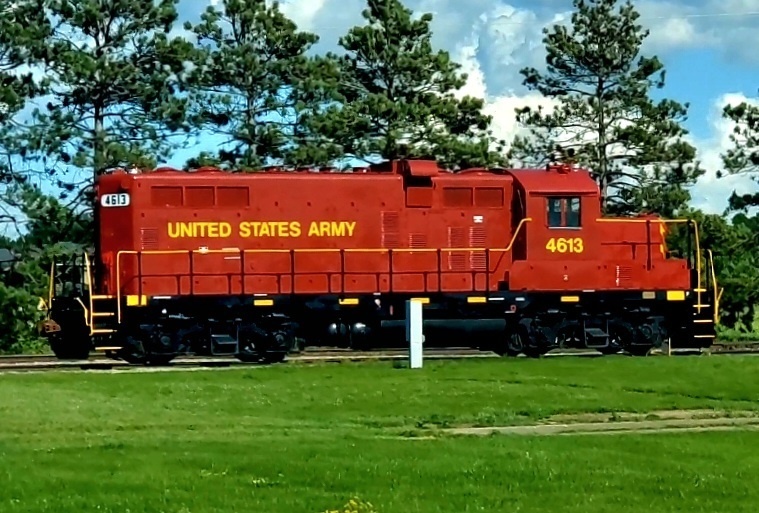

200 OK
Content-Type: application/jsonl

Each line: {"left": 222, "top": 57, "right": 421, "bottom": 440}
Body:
{"left": 167, "top": 0, "right": 759, "bottom": 214}
{"left": 6, "top": 0, "right": 758, "bottom": 227}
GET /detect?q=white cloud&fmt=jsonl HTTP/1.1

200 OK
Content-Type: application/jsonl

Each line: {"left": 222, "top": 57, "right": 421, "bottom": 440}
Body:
{"left": 634, "top": 0, "right": 759, "bottom": 61}
{"left": 179, "top": 0, "right": 759, "bottom": 213}
{"left": 689, "top": 92, "right": 759, "bottom": 214}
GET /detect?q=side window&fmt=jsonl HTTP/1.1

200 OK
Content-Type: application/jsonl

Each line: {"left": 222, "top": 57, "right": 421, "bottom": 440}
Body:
{"left": 546, "top": 196, "right": 582, "bottom": 228}
{"left": 547, "top": 198, "right": 563, "bottom": 227}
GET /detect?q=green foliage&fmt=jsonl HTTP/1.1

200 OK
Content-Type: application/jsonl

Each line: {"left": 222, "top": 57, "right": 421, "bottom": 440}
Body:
{"left": 29, "top": 0, "right": 195, "bottom": 183}
{"left": 306, "top": 0, "right": 506, "bottom": 169}
{"left": 0, "top": 184, "right": 90, "bottom": 353}
{"left": 184, "top": 0, "right": 340, "bottom": 170}
{"left": 720, "top": 96, "right": 759, "bottom": 210}
{"left": 0, "top": 0, "right": 53, "bottom": 198}
{"left": 510, "top": 0, "right": 702, "bottom": 216}
{"left": 665, "top": 209, "right": 759, "bottom": 331}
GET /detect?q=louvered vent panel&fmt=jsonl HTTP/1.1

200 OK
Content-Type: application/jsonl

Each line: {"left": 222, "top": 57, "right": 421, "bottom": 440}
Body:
{"left": 448, "top": 226, "right": 467, "bottom": 271}
{"left": 141, "top": 228, "right": 159, "bottom": 250}
{"left": 381, "top": 211, "right": 401, "bottom": 248}
{"left": 409, "top": 233, "right": 427, "bottom": 248}
{"left": 469, "top": 226, "right": 487, "bottom": 271}
{"left": 615, "top": 265, "right": 633, "bottom": 285}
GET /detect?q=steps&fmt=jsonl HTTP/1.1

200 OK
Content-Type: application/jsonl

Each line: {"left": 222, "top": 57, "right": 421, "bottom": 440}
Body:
{"left": 692, "top": 303, "right": 716, "bottom": 343}
{"left": 90, "top": 295, "right": 118, "bottom": 335}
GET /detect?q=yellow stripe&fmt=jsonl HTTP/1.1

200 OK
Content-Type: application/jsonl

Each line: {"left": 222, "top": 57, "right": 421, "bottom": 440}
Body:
{"left": 253, "top": 299, "right": 274, "bottom": 306}
{"left": 560, "top": 296, "right": 579, "bottom": 303}
{"left": 339, "top": 298, "right": 359, "bottom": 305}
{"left": 410, "top": 297, "right": 429, "bottom": 304}
{"left": 666, "top": 290, "right": 685, "bottom": 301}
{"left": 467, "top": 296, "right": 487, "bottom": 303}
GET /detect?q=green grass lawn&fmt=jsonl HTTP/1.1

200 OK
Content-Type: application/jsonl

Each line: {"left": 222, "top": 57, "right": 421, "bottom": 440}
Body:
{"left": 3, "top": 355, "right": 759, "bottom": 512}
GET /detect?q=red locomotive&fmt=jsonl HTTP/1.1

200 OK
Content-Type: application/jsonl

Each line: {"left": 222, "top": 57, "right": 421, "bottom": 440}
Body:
{"left": 40, "top": 159, "right": 720, "bottom": 363}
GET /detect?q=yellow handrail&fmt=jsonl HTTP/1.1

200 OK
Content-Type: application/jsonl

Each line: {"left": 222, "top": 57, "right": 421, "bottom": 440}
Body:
{"left": 47, "top": 260, "right": 55, "bottom": 307}
{"left": 707, "top": 249, "right": 720, "bottom": 324}
{"left": 84, "top": 252, "right": 95, "bottom": 335}
{"left": 114, "top": 217, "right": 534, "bottom": 322}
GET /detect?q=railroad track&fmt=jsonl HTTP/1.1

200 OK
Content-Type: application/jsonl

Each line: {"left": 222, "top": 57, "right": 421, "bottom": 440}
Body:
{"left": 0, "top": 342, "right": 756, "bottom": 373}
{"left": 0, "top": 347, "right": 497, "bottom": 373}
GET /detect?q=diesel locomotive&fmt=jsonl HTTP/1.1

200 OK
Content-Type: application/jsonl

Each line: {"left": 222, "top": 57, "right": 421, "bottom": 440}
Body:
{"left": 38, "top": 158, "right": 720, "bottom": 364}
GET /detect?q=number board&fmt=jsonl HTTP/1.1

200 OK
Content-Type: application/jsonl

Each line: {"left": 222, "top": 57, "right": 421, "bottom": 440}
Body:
{"left": 100, "top": 193, "right": 130, "bottom": 208}
{"left": 545, "top": 237, "right": 583, "bottom": 253}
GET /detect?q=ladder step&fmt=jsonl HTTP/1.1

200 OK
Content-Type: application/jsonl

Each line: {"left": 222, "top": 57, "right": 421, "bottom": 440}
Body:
{"left": 92, "top": 312, "right": 115, "bottom": 317}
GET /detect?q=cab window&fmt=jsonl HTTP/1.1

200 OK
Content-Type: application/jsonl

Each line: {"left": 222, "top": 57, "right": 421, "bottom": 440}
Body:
{"left": 547, "top": 196, "right": 581, "bottom": 228}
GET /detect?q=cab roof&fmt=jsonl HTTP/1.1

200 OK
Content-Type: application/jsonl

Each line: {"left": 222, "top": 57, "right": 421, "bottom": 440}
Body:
{"left": 508, "top": 164, "right": 599, "bottom": 195}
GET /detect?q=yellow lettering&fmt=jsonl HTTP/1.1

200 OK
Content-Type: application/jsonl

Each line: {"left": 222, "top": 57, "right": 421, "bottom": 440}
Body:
{"left": 170, "top": 220, "right": 355, "bottom": 238}
{"left": 545, "top": 237, "right": 584, "bottom": 254}
{"left": 168, "top": 222, "right": 237, "bottom": 238}
{"left": 331, "top": 221, "right": 345, "bottom": 237}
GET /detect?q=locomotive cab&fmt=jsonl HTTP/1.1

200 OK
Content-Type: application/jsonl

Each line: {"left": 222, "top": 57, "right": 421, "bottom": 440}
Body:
{"left": 508, "top": 163, "right": 601, "bottom": 265}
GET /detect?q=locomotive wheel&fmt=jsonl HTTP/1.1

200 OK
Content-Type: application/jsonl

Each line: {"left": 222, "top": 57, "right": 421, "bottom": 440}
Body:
{"left": 602, "top": 320, "right": 634, "bottom": 355}
{"left": 49, "top": 328, "right": 90, "bottom": 360}
{"left": 236, "top": 324, "right": 267, "bottom": 363}
{"left": 260, "top": 350, "right": 287, "bottom": 364}
{"left": 116, "top": 334, "right": 176, "bottom": 365}
{"left": 498, "top": 323, "right": 543, "bottom": 358}
{"left": 503, "top": 326, "right": 528, "bottom": 357}
{"left": 554, "top": 321, "right": 584, "bottom": 350}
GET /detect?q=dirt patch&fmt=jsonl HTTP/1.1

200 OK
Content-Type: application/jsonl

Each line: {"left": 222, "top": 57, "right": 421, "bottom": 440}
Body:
{"left": 543, "top": 409, "right": 756, "bottom": 424}
{"left": 443, "top": 410, "right": 759, "bottom": 437}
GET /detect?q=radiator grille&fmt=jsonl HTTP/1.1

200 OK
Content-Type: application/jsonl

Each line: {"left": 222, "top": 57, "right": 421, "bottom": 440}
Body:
{"left": 469, "top": 226, "right": 486, "bottom": 271}
{"left": 381, "top": 211, "right": 400, "bottom": 248}
{"left": 140, "top": 228, "right": 159, "bottom": 250}
{"left": 448, "top": 227, "right": 467, "bottom": 271}
{"left": 409, "top": 233, "right": 427, "bottom": 248}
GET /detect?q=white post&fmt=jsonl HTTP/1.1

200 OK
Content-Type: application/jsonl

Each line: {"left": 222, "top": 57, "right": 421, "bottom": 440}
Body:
{"left": 406, "top": 299, "right": 423, "bottom": 368}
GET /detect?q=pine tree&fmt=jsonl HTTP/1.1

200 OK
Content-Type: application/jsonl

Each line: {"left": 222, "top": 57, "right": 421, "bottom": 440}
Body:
{"left": 0, "top": 1, "right": 56, "bottom": 354}
{"left": 307, "top": 0, "right": 506, "bottom": 169}
{"left": 720, "top": 95, "right": 759, "bottom": 211}
{"left": 30, "top": 0, "right": 195, "bottom": 189}
{"left": 510, "top": 0, "right": 702, "bottom": 216}
{"left": 184, "top": 0, "right": 340, "bottom": 170}
{"left": 0, "top": 0, "right": 51, "bottom": 193}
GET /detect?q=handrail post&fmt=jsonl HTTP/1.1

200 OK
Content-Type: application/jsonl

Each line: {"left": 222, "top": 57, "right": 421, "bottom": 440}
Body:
{"left": 485, "top": 249, "right": 490, "bottom": 294}
{"left": 645, "top": 219, "right": 651, "bottom": 270}
{"left": 389, "top": 249, "right": 394, "bottom": 293}
{"left": 436, "top": 248, "right": 442, "bottom": 294}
